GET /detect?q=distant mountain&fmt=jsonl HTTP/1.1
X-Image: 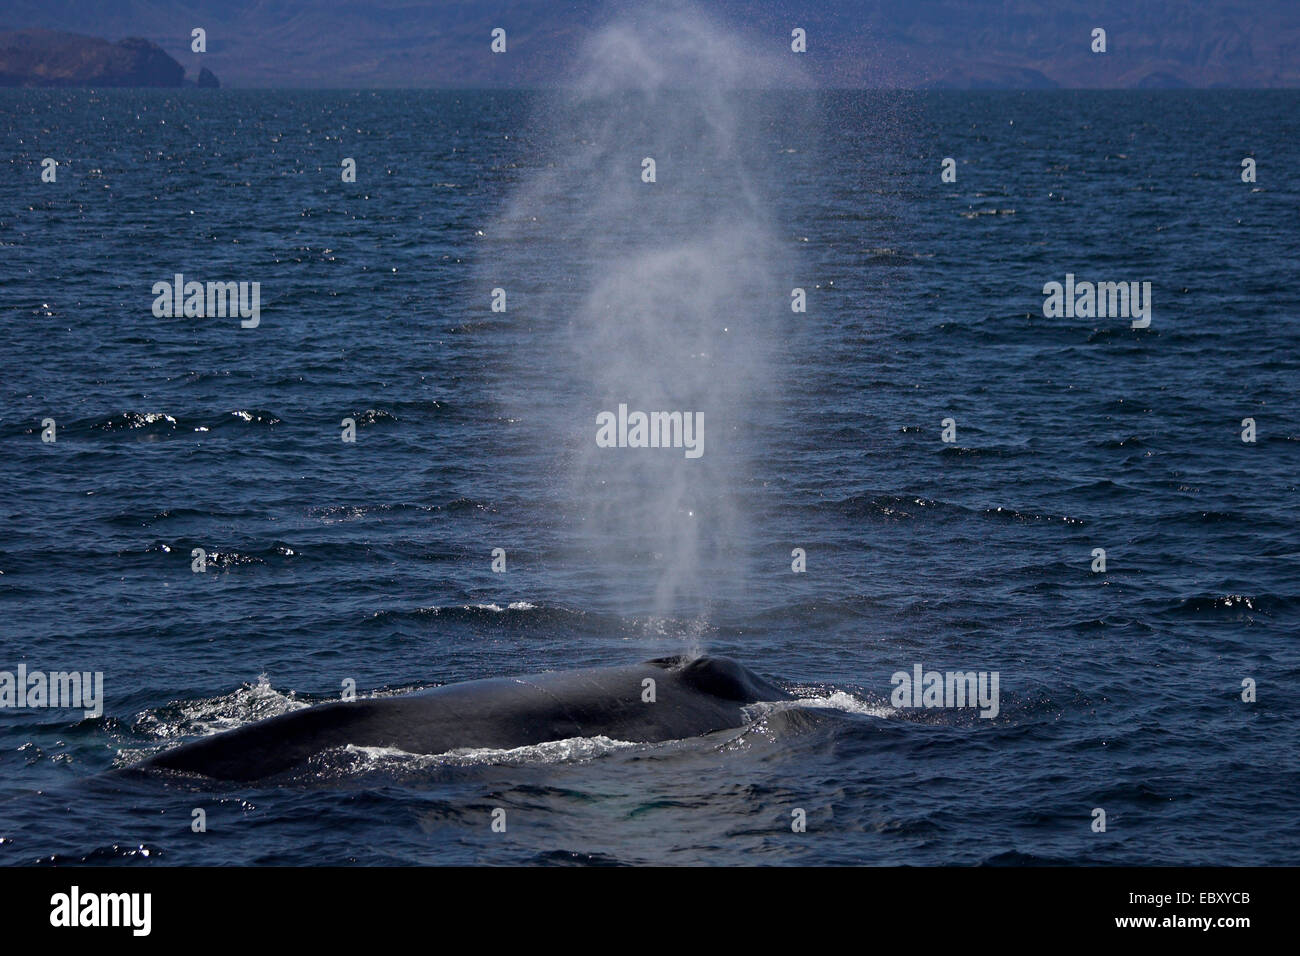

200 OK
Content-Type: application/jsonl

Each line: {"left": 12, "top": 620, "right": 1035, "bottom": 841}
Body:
{"left": 0, "top": 29, "right": 186, "bottom": 86}
{"left": 0, "top": 1, "right": 1295, "bottom": 88}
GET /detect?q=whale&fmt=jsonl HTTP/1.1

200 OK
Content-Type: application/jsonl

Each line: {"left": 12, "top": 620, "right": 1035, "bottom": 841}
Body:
{"left": 133, "top": 655, "right": 792, "bottom": 782}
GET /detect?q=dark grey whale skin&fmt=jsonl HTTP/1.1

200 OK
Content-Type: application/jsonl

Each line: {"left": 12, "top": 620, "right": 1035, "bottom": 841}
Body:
{"left": 133, "top": 656, "right": 792, "bottom": 782}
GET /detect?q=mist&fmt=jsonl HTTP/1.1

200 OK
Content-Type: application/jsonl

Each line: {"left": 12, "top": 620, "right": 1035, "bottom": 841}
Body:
{"left": 482, "top": 2, "right": 807, "bottom": 638}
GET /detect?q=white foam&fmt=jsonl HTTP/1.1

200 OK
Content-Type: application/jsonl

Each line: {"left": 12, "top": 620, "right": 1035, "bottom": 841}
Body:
{"left": 134, "top": 674, "right": 308, "bottom": 742}
{"left": 746, "top": 692, "right": 894, "bottom": 720}
{"left": 333, "top": 734, "right": 639, "bottom": 770}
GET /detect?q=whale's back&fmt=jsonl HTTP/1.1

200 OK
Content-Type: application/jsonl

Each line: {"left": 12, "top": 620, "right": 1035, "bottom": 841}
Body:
{"left": 135, "top": 656, "right": 789, "bottom": 782}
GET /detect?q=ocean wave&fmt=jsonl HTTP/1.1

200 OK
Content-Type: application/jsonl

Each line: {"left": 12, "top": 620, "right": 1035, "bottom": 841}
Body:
{"left": 38, "top": 844, "right": 164, "bottom": 864}
{"left": 373, "top": 601, "right": 562, "bottom": 623}
{"left": 126, "top": 540, "right": 298, "bottom": 562}
{"left": 33, "top": 409, "right": 285, "bottom": 437}
{"left": 190, "top": 549, "right": 266, "bottom": 568}
{"left": 129, "top": 674, "right": 308, "bottom": 747}
{"left": 1169, "top": 593, "right": 1297, "bottom": 616}
{"left": 831, "top": 491, "right": 958, "bottom": 520}
{"left": 132, "top": 506, "right": 223, "bottom": 527}
{"left": 864, "top": 247, "right": 935, "bottom": 262}
{"left": 828, "top": 492, "right": 1083, "bottom": 525}
{"left": 222, "top": 409, "right": 282, "bottom": 426}
{"left": 92, "top": 411, "right": 178, "bottom": 431}
{"left": 308, "top": 497, "right": 495, "bottom": 522}
{"left": 347, "top": 408, "right": 398, "bottom": 425}
{"left": 937, "top": 444, "right": 1023, "bottom": 459}
{"left": 982, "top": 505, "right": 1085, "bottom": 525}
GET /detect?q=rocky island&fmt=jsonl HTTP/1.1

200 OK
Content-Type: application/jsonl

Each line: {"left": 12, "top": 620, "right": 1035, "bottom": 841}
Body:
{"left": 0, "top": 29, "right": 216, "bottom": 87}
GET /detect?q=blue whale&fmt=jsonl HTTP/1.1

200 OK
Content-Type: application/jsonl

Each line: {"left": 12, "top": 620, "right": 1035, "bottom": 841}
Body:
{"left": 134, "top": 656, "right": 792, "bottom": 782}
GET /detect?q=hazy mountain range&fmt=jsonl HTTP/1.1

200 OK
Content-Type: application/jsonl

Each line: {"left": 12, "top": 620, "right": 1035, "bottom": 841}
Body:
{"left": 0, "top": 0, "right": 1295, "bottom": 88}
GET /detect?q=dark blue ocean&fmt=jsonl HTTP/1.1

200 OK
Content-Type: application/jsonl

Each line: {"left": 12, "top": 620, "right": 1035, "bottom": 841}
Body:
{"left": 1, "top": 89, "right": 1297, "bottom": 865}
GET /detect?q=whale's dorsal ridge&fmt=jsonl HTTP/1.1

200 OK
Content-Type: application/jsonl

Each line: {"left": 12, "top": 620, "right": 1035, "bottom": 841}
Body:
{"left": 644, "top": 655, "right": 790, "bottom": 703}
